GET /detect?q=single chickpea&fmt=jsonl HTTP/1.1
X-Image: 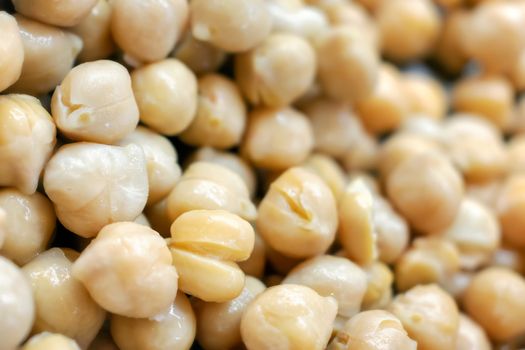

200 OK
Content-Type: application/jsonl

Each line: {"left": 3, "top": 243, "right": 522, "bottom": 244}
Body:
{"left": 51, "top": 60, "right": 139, "bottom": 144}
{"left": 0, "top": 94, "right": 56, "bottom": 195}
{"left": 388, "top": 284, "right": 460, "bottom": 350}
{"left": 21, "top": 333, "right": 80, "bottom": 350}
{"left": 507, "top": 135, "right": 525, "bottom": 174}
{"left": 456, "top": 314, "right": 492, "bottom": 350}
{"left": 144, "top": 198, "right": 171, "bottom": 237}
{"left": 374, "top": 195, "right": 410, "bottom": 264}
{"left": 496, "top": 174, "right": 525, "bottom": 248}
{"left": 166, "top": 162, "right": 256, "bottom": 222}
{"left": 119, "top": 126, "right": 181, "bottom": 206}
{"left": 241, "top": 284, "right": 338, "bottom": 350}
{"left": 22, "top": 248, "right": 106, "bottom": 348}
{"left": 180, "top": 74, "right": 247, "bottom": 148}
{"left": 43, "top": 143, "right": 149, "bottom": 238}
{"left": 283, "top": 255, "right": 367, "bottom": 318}
{"left": 302, "top": 154, "right": 347, "bottom": 201}
{"left": 241, "top": 107, "right": 314, "bottom": 170}
{"left": 131, "top": 59, "right": 198, "bottom": 136}
{"left": 194, "top": 277, "right": 265, "bottom": 350}
{"left": 0, "top": 12, "right": 24, "bottom": 92}
{"left": 403, "top": 73, "right": 447, "bottom": 120}
{"left": 111, "top": 292, "right": 196, "bottom": 350}
{"left": 8, "top": 15, "right": 82, "bottom": 95}
{"left": 257, "top": 167, "right": 338, "bottom": 258}
{"left": 386, "top": 152, "right": 464, "bottom": 234}
{"left": 0, "top": 256, "right": 34, "bottom": 350}
{"left": 72, "top": 222, "right": 178, "bottom": 318}
{"left": 433, "top": 10, "right": 469, "bottom": 75}
{"left": 362, "top": 262, "right": 393, "bottom": 310}
{"left": 235, "top": 33, "right": 316, "bottom": 107}
{"left": 464, "top": 267, "right": 525, "bottom": 342}
{"left": 238, "top": 233, "right": 266, "bottom": 279}
{"left": 12, "top": 0, "right": 96, "bottom": 27}
{"left": 71, "top": 0, "right": 115, "bottom": 62}
{"left": 0, "top": 189, "right": 55, "bottom": 266}
{"left": 190, "top": 0, "right": 272, "bottom": 52}
{"left": 328, "top": 310, "right": 417, "bottom": 350}
{"left": 111, "top": 0, "right": 188, "bottom": 64}
{"left": 173, "top": 32, "right": 227, "bottom": 75}
{"left": 169, "top": 210, "right": 254, "bottom": 302}
{"left": 341, "top": 126, "right": 379, "bottom": 172}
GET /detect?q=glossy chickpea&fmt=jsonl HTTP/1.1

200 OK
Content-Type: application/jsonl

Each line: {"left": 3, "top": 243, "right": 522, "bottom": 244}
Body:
{"left": 43, "top": 143, "right": 148, "bottom": 238}
{"left": 8, "top": 15, "right": 82, "bottom": 95}
{"left": 12, "top": 0, "right": 96, "bottom": 27}
{"left": 389, "top": 284, "right": 460, "bottom": 350}
{"left": 173, "top": 32, "right": 227, "bottom": 75}
{"left": 111, "top": 292, "right": 196, "bottom": 350}
{"left": 0, "top": 94, "right": 56, "bottom": 195}
{"left": 241, "top": 107, "right": 314, "bottom": 170}
{"left": 456, "top": 314, "right": 491, "bottom": 350}
{"left": 403, "top": 73, "right": 447, "bottom": 120}
{"left": 464, "top": 267, "right": 525, "bottom": 342}
{"left": 433, "top": 10, "right": 469, "bottom": 75}
{"left": 119, "top": 126, "right": 181, "bottom": 206}
{"left": 0, "top": 12, "right": 24, "bottom": 92}
{"left": 111, "top": 0, "right": 188, "bottom": 64}
{"left": 180, "top": 74, "right": 247, "bottom": 148}
{"left": 21, "top": 333, "right": 80, "bottom": 350}
{"left": 362, "top": 262, "right": 394, "bottom": 310}
{"left": 238, "top": 233, "right": 266, "bottom": 278}
{"left": 496, "top": 174, "right": 525, "bottom": 247}
{"left": 131, "top": 59, "right": 197, "bottom": 136}
{"left": 257, "top": 167, "right": 338, "bottom": 258}
{"left": 241, "top": 284, "right": 338, "bottom": 350}
{"left": 302, "top": 154, "right": 347, "bottom": 201}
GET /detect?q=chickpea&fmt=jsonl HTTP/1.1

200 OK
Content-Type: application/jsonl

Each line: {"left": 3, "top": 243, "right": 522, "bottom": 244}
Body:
{"left": 111, "top": 0, "right": 188, "bottom": 64}
{"left": 173, "top": 32, "right": 226, "bottom": 75}
{"left": 190, "top": 0, "right": 272, "bottom": 53}
{"left": 240, "top": 284, "right": 338, "bottom": 350}
{"left": 166, "top": 162, "right": 256, "bottom": 222}
{"left": 72, "top": 222, "right": 177, "bottom": 318}
{"left": 22, "top": 248, "right": 105, "bottom": 348}
{"left": 389, "top": 284, "right": 460, "bottom": 350}
{"left": 386, "top": 152, "right": 464, "bottom": 234}
{"left": 43, "top": 143, "right": 148, "bottom": 238}
{"left": 8, "top": 15, "right": 82, "bottom": 95}
{"left": 362, "top": 262, "right": 393, "bottom": 310}
{"left": 399, "top": 116, "right": 445, "bottom": 145}
{"left": 238, "top": 233, "right": 266, "bottom": 278}
{"left": 21, "top": 333, "right": 80, "bottom": 350}
{"left": 341, "top": 127, "right": 379, "bottom": 172}
{"left": 403, "top": 73, "right": 447, "bottom": 120}
{"left": 433, "top": 10, "right": 469, "bottom": 75}
{"left": 283, "top": 255, "right": 367, "bottom": 318}
{"left": 508, "top": 135, "right": 525, "bottom": 174}
{"left": 0, "top": 189, "right": 55, "bottom": 266}
{"left": 0, "top": 12, "right": 24, "bottom": 92}
{"left": 242, "top": 107, "right": 314, "bottom": 170}
{"left": 0, "top": 94, "right": 56, "bottom": 195}
{"left": 456, "top": 314, "right": 491, "bottom": 350}
{"left": 374, "top": 195, "right": 410, "bottom": 264}
{"left": 257, "top": 167, "right": 338, "bottom": 258}
{"left": 328, "top": 310, "right": 417, "bottom": 350}
{"left": 496, "top": 174, "right": 525, "bottom": 248}
{"left": 12, "top": 0, "right": 96, "bottom": 27}
{"left": 111, "top": 292, "right": 196, "bottom": 350}
{"left": 194, "top": 277, "right": 265, "bottom": 350}
{"left": 235, "top": 33, "right": 316, "bottom": 107}
{"left": 316, "top": 26, "right": 379, "bottom": 104}
{"left": 144, "top": 198, "right": 171, "bottom": 238}
{"left": 0, "top": 256, "right": 34, "bottom": 350}
{"left": 302, "top": 154, "right": 347, "bottom": 201}
{"left": 119, "top": 126, "right": 181, "bottom": 206}
{"left": 51, "top": 60, "right": 138, "bottom": 144}
{"left": 131, "top": 59, "right": 198, "bottom": 136}
{"left": 180, "top": 74, "right": 247, "bottom": 148}
{"left": 464, "top": 267, "right": 525, "bottom": 342}
{"left": 71, "top": 0, "right": 115, "bottom": 62}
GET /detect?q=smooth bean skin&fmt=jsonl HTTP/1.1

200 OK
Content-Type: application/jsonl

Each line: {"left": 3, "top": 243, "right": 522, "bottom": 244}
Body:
{"left": 0, "top": 12, "right": 24, "bottom": 92}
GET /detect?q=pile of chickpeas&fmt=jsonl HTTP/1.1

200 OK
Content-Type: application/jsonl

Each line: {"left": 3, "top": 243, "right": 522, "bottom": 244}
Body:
{"left": 3, "top": 0, "right": 525, "bottom": 349}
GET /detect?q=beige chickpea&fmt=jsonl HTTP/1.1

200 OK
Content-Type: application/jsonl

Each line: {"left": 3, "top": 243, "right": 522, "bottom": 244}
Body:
{"left": 464, "top": 267, "right": 525, "bottom": 342}
{"left": 241, "top": 107, "right": 314, "bottom": 170}
{"left": 341, "top": 126, "right": 379, "bottom": 172}
{"left": 190, "top": 0, "right": 272, "bottom": 53}
{"left": 111, "top": 292, "right": 196, "bottom": 350}
{"left": 238, "top": 233, "right": 266, "bottom": 278}
{"left": 374, "top": 195, "right": 410, "bottom": 264}
{"left": 166, "top": 162, "right": 256, "bottom": 222}
{"left": 328, "top": 310, "right": 417, "bottom": 350}
{"left": 496, "top": 174, "right": 525, "bottom": 248}
{"left": 12, "top": 0, "right": 96, "bottom": 27}
{"left": 0, "top": 189, "right": 55, "bottom": 266}
{"left": 387, "top": 152, "right": 464, "bottom": 234}
{"left": 508, "top": 135, "right": 525, "bottom": 174}
{"left": 144, "top": 198, "right": 171, "bottom": 237}
{"left": 0, "top": 256, "right": 34, "bottom": 350}
{"left": 119, "top": 126, "right": 181, "bottom": 206}
{"left": 433, "top": 10, "right": 468, "bottom": 75}
{"left": 362, "top": 262, "right": 393, "bottom": 310}
{"left": 173, "top": 32, "right": 226, "bottom": 75}
{"left": 235, "top": 33, "right": 316, "bottom": 107}
{"left": 131, "top": 59, "right": 197, "bottom": 136}
{"left": 316, "top": 26, "right": 379, "bottom": 104}
{"left": 302, "top": 154, "right": 347, "bottom": 201}
{"left": 180, "top": 74, "right": 247, "bottom": 148}
{"left": 43, "top": 143, "right": 148, "bottom": 238}
{"left": 0, "top": 12, "right": 24, "bottom": 92}
{"left": 194, "top": 277, "right": 265, "bottom": 350}
{"left": 257, "top": 167, "right": 338, "bottom": 258}
{"left": 72, "top": 222, "right": 177, "bottom": 318}
{"left": 0, "top": 94, "right": 56, "bottom": 195}
{"left": 403, "top": 73, "right": 447, "bottom": 120}
{"left": 51, "top": 60, "right": 138, "bottom": 144}
{"left": 456, "top": 314, "right": 491, "bottom": 350}
{"left": 283, "top": 255, "right": 367, "bottom": 318}
{"left": 71, "top": 0, "right": 115, "bottom": 62}
{"left": 22, "top": 248, "right": 105, "bottom": 348}
{"left": 241, "top": 284, "right": 338, "bottom": 350}
{"left": 389, "top": 284, "right": 460, "bottom": 350}
{"left": 111, "top": 0, "right": 188, "bottom": 64}
{"left": 8, "top": 15, "right": 82, "bottom": 95}
{"left": 22, "top": 333, "right": 80, "bottom": 350}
